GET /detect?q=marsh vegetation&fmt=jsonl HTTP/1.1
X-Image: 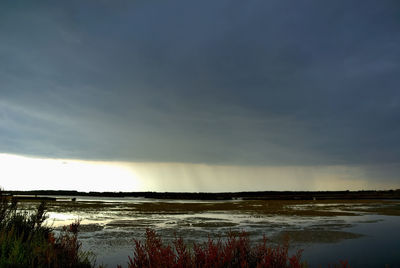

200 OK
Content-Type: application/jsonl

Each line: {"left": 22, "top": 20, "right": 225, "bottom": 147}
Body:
{"left": 0, "top": 195, "right": 93, "bottom": 267}
{"left": 2, "top": 191, "right": 400, "bottom": 267}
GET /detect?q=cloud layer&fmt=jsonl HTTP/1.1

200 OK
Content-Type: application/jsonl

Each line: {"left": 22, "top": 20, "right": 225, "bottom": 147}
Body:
{"left": 1, "top": 0, "right": 399, "bottom": 170}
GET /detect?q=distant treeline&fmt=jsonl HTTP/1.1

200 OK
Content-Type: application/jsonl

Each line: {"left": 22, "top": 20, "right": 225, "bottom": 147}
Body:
{"left": 4, "top": 189, "right": 400, "bottom": 200}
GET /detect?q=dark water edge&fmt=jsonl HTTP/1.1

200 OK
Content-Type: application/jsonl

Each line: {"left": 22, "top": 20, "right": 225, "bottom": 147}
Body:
{"left": 303, "top": 215, "right": 400, "bottom": 268}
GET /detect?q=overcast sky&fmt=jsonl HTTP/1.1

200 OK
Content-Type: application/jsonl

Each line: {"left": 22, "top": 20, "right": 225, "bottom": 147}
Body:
{"left": 1, "top": 1, "right": 399, "bottom": 191}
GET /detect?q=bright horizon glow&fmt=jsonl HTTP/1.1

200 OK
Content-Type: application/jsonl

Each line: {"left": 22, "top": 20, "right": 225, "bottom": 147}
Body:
{"left": 0, "top": 153, "right": 398, "bottom": 192}
{"left": 0, "top": 153, "right": 142, "bottom": 192}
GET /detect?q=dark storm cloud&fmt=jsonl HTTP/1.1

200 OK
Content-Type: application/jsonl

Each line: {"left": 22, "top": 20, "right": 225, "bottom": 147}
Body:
{"left": 0, "top": 0, "right": 399, "bottom": 165}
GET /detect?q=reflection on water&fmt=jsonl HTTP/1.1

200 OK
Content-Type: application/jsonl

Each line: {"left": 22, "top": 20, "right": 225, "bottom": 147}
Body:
{"left": 19, "top": 197, "right": 400, "bottom": 267}
{"left": 303, "top": 215, "right": 400, "bottom": 268}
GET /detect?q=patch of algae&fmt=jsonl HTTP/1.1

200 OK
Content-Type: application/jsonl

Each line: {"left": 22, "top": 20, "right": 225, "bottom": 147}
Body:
{"left": 273, "top": 230, "right": 363, "bottom": 244}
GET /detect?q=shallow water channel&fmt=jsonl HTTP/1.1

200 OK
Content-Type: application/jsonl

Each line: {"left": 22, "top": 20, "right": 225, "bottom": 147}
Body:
{"left": 22, "top": 197, "right": 400, "bottom": 267}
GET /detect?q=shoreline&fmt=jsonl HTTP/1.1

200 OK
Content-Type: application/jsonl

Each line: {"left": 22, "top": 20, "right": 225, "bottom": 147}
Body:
{"left": 4, "top": 189, "right": 400, "bottom": 201}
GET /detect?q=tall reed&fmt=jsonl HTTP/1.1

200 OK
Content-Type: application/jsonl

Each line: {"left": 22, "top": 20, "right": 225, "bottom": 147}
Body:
{"left": 0, "top": 190, "right": 93, "bottom": 267}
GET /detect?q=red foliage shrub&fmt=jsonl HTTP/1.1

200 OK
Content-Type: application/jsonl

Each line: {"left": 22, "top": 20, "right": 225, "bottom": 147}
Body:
{"left": 127, "top": 229, "right": 306, "bottom": 268}
{"left": 328, "top": 260, "right": 351, "bottom": 268}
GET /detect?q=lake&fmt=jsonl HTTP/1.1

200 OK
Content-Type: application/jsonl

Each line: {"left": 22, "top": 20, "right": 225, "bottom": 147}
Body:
{"left": 21, "top": 197, "right": 400, "bottom": 267}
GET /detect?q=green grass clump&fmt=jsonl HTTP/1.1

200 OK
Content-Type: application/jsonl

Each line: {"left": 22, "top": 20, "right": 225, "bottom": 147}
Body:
{"left": 0, "top": 190, "right": 94, "bottom": 267}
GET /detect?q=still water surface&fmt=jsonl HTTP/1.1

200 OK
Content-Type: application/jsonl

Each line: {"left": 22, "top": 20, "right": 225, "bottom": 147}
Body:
{"left": 23, "top": 197, "right": 400, "bottom": 267}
